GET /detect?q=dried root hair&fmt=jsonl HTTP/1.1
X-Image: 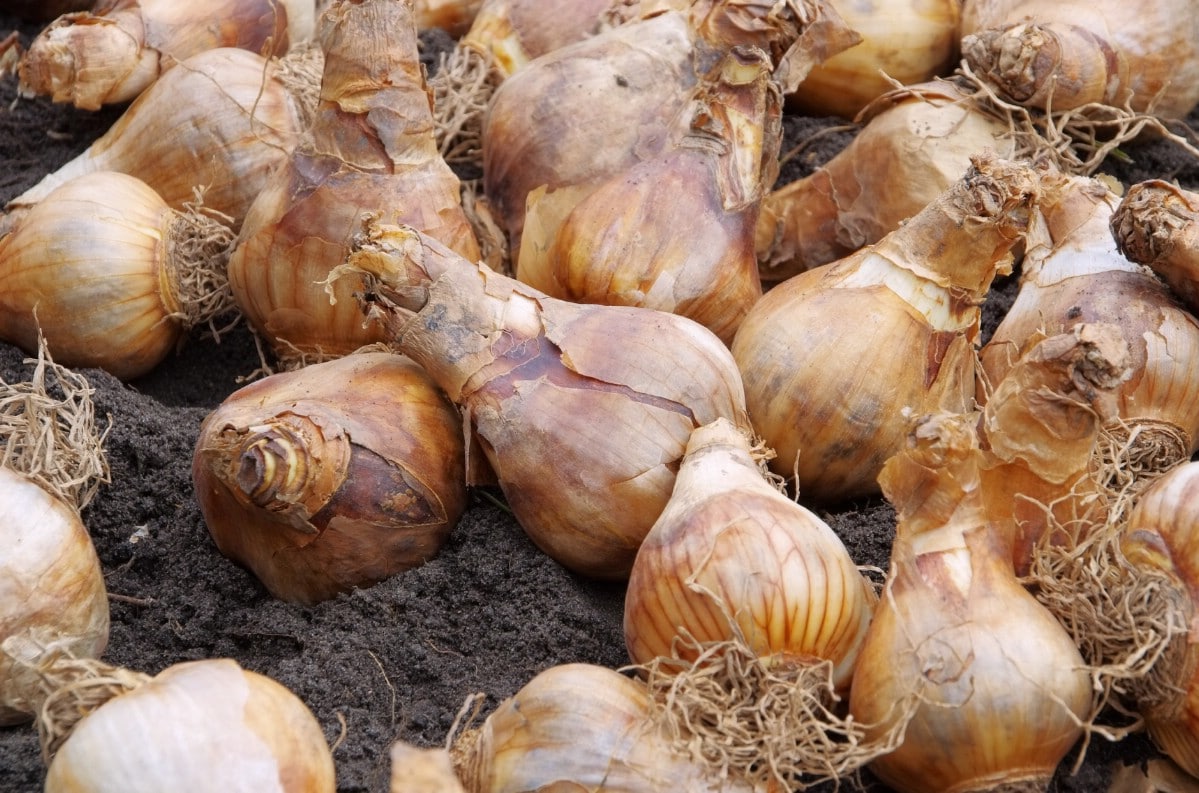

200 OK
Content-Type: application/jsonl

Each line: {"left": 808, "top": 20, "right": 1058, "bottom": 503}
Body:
{"left": 953, "top": 61, "right": 1199, "bottom": 177}
{"left": 430, "top": 45, "right": 501, "bottom": 169}
{"left": 232, "top": 331, "right": 373, "bottom": 384}
{"left": 0, "top": 635, "right": 150, "bottom": 765}
{"left": 273, "top": 39, "right": 325, "bottom": 128}
{"left": 166, "top": 186, "right": 240, "bottom": 341}
{"left": 0, "top": 333, "right": 110, "bottom": 511}
{"left": 629, "top": 619, "right": 916, "bottom": 791}
{"left": 1026, "top": 464, "right": 1192, "bottom": 767}
{"left": 747, "top": 431, "right": 790, "bottom": 496}
{"left": 1092, "top": 418, "right": 1190, "bottom": 511}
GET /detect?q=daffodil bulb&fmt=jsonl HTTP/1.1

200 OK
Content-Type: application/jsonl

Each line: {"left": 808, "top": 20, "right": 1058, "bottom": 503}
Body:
{"left": 1117, "top": 461, "right": 1199, "bottom": 779}
{"left": 0, "top": 170, "right": 236, "bottom": 381}
{"left": 2, "top": 644, "right": 336, "bottom": 793}
{"left": 756, "top": 78, "right": 1015, "bottom": 282}
{"left": 0, "top": 338, "right": 109, "bottom": 726}
{"left": 4, "top": 45, "right": 320, "bottom": 233}
{"left": 789, "top": 0, "right": 962, "bottom": 120}
{"left": 16, "top": 0, "right": 311, "bottom": 109}
{"left": 849, "top": 411, "right": 1092, "bottom": 793}
{"left": 1111, "top": 179, "right": 1199, "bottom": 317}
{"left": 978, "top": 323, "right": 1132, "bottom": 574}
{"left": 338, "top": 221, "right": 750, "bottom": 579}
{"left": 517, "top": 44, "right": 778, "bottom": 345}
{"left": 981, "top": 170, "right": 1199, "bottom": 497}
{"left": 624, "top": 417, "right": 874, "bottom": 689}
{"left": 228, "top": 0, "right": 480, "bottom": 365}
{"left": 192, "top": 351, "right": 469, "bottom": 604}
{"left": 482, "top": 0, "right": 858, "bottom": 271}
{"left": 623, "top": 417, "right": 878, "bottom": 788}
{"left": 960, "top": 0, "right": 1199, "bottom": 117}
{"left": 453, "top": 663, "right": 760, "bottom": 792}
{"left": 430, "top": 0, "right": 638, "bottom": 167}
{"left": 733, "top": 153, "right": 1038, "bottom": 502}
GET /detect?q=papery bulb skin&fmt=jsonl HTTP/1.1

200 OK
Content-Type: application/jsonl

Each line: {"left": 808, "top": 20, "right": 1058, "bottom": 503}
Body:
{"left": 789, "top": 0, "right": 962, "bottom": 120}
{"left": 456, "top": 663, "right": 758, "bottom": 792}
{"left": 344, "top": 224, "right": 750, "bottom": 580}
{"left": 959, "top": 0, "right": 1199, "bottom": 117}
{"left": 5, "top": 46, "right": 313, "bottom": 231}
{"left": 0, "top": 170, "right": 231, "bottom": 381}
{"left": 849, "top": 412, "right": 1092, "bottom": 793}
{"left": 522, "top": 44, "right": 777, "bottom": 345}
{"left": 623, "top": 417, "right": 874, "bottom": 691}
{"left": 389, "top": 741, "right": 467, "bottom": 793}
{"left": 1118, "top": 462, "right": 1199, "bottom": 778}
{"left": 229, "top": 0, "right": 479, "bottom": 363}
{"left": 483, "top": 0, "right": 858, "bottom": 270}
{"left": 1111, "top": 180, "right": 1199, "bottom": 315}
{"left": 733, "top": 154, "right": 1037, "bottom": 503}
{"left": 43, "top": 659, "right": 336, "bottom": 793}
{"left": 0, "top": 468, "right": 108, "bottom": 726}
{"left": 483, "top": 11, "right": 698, "bottom": 269}
{"left": 757, "top": 79, "right": 1015, "bottom": 282}
{"left": 429, "top": 0, "right": 630, "bottom": 168}
{"left": 980, "top": 172, "right": 1199, "bottom": 472}
{"left": 16, "top": 0, "right": 298, "bottom": 110}
{"left": 979, "top": 323, "right": 1131, "bottom": 574}
{"left": 192, "top": 352, "right": 468, "bottom": 604}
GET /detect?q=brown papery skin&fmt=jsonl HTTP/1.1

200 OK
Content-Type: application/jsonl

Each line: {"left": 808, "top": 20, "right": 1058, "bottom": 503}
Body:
{"left": 733, "top": 154, "right": 1037, "bottom": 503}
{"left": 756, "top": 79, "right": 1014, "bottom": 282}
{"left": 17, "top": 0, "right": 297, "bottom": 110}
{"left": 1119, "top": 463, "right": 1199, "bottom": 779}
{"left": 483, "top": 10, "right": 699, "bottom": 269}
{"left": 43, "top": 659, "right": 335, "bottom": 792}
{"left": 524, "top": 45, "right": 778, "bottom": 345}
{"left": 623, "top": 417, "right": 875, "bottom": 691}
{"left": 346, "top": 224, "right": 750, "bottom": 580}
{"left": 0, "top": 171, "right": 189, "bottom": 381}
{"left": 789, "top": 0, "right": 962, "bottom": 120}
{"left": 0, "top": 468, "right": 108, "bottom": 727}
{"left": 5, "top": 47, "right": 310, "bottom": 232}
{"left": 979, "top": 324, "right": 1131, "bottom": 574}
{"left": 192, "top": 352, "right": 468, "bottom": 605}
{"left": 1112, "top": 180, "right": 1199, "bottom": 314}
{"left": 980, "top": 172, "right": 1199, "bottom": 461}
{"left": 458, "top": 662, "right": 757, "bottom": 792}
{"left": 849, "top": 412, "right": 1091, "bottom": 793}
{"left": 483, "top": 0, "right": 858, "bottom": 270}
{"left": 960, "top": 0, "right": 1199, "bottom": 117}
{"left": 229, "top": 0, "right": 480, "bottom": 362}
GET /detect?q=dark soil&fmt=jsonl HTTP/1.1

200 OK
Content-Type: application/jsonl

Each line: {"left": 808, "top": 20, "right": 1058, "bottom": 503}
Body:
{"left": 1, "top": 8, "right": 1197, "bottom": 793}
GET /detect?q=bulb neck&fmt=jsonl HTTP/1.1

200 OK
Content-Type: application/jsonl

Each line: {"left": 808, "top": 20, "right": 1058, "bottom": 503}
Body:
{"left": 309, "top": 0, "right": 440, "bottom": 171}
{"left": 873, "top": 155, "right": 1037, "bottom": 297}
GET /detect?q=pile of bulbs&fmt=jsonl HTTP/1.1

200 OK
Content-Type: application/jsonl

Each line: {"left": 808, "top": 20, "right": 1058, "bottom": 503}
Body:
{"left": 3, "top": 0, "right": 1199, "bottom": 791}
